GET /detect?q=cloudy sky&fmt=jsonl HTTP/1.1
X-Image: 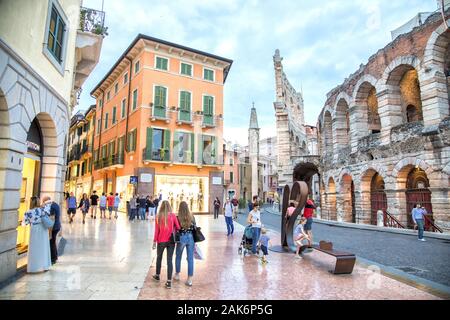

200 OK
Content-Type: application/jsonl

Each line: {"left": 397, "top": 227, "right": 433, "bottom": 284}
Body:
{"left": 78, "top": 0, "right": 438, "bottom": 144}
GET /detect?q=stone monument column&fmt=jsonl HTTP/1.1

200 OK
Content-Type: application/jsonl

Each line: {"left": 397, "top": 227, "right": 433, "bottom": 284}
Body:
{"left": 248, "top": 104, "right": 260, "bottom": 199}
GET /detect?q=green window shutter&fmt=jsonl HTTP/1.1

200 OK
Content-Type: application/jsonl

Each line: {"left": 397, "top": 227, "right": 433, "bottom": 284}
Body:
{"left": 105, "top": 113, "right": 109, "bottom": 129}
{"left": 180, "top": 92, "right": 186, "bottom": 110}
{"left": 190, "top": 133, "right": 195, "bottom": 163}
{"left": 146, "top": 127, "right": 153, "bottom": 159}
{"left": 163, "top": 130, "right": 171, "bottom": 161}
{"left": 121, "top": 99, "right": 126, "bottom": 118}
{"left": 112, "top": 107, "right": 116, "bottom": 124}
{"left": 132, "top": 130, "right": 137, "bottom": 152}
{"left": 133, "top": 89, "right": 138, "bottom": 110}
{"left": 126, "top": 132, "right": 130, "bottom": 152}
{"left": 154, "top": 86, "right": 166, "bottom": 117}
{"left": 163, "top": 58, "right": 168, "bottom": 70}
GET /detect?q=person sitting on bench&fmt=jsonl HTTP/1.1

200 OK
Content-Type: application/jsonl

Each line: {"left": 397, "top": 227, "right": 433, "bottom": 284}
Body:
{"left": 294, "top": 217, "right": 310, "bottom": 258}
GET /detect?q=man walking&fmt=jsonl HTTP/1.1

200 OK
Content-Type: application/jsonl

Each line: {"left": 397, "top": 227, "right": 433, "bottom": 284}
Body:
{"left": 223, "top": 198, "right": 234, "bottom": 236}
{"left": 90, "top": 190, "right": 99, "bottom": 219}
{"left": 138, "top": 195, "right": 147, "bottom": 220}
{"left": 113, "top": 193, "right": 120, "bottom": 219}
{"left": 66, "top": 192, "right": 77, "bottom": 223}
{"left": 213, "top": 197, "right": 221, "bottom": 219}
{"left": 412, "top": 203, "right": 426, "bottom": 241}
{"left": 43, "top": 196, "right": 61, "bottom": 264}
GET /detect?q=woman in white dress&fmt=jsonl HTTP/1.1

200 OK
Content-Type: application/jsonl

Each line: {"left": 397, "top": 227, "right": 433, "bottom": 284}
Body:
{"left": 23, "top": 196, "right": 52, "bottom": 273}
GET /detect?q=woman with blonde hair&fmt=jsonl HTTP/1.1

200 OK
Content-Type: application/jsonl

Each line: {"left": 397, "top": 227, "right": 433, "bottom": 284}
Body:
{"left": 152, "top": 200, "right": 180, "bottom": 289}
{"left": 173, "top": 201, "right": 196, "bottom": 286}
{"left": 22, "top": 196, "right": 52, "bottom": 273}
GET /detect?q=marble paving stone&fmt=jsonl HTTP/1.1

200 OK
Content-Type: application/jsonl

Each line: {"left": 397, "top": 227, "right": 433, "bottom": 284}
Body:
{"left": 0, "top": 213, "right": 441, "bottom": 300}
{"left": 138, "top": 216, "right": 440, "bottom": 300}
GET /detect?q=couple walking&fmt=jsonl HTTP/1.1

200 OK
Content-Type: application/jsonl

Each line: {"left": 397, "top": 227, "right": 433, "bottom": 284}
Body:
{"left": 152, "top": 200, "right": 198, "bottom": 289}
{"left": 22, "top": 196, "right": 62, "bottom": 273}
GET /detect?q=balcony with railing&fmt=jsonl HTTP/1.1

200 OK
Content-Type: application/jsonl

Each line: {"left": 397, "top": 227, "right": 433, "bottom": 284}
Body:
{"left": 80, "top": 143, "right": 92, "bottom": 156}
{"left": 150, "top": 104, "right": 170, "bottom": 122}
{"left": 202, "top": 113, "right": 215, "bottom": 127}
{"left": 94, "top": 153, "right": 124, "bottom": 170}
{"left": 177, "top": 109, "right": 193, "bottom": 125}
{"left": 73, "top": 7, "right": 107, "bottom": 106}
{"left": 142, "top": 147, "right": 171, "bottom": 162}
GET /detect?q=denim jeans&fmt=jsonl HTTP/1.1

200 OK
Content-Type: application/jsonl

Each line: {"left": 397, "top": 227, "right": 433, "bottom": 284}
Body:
{"left": 175, "top": 232, "right": 195, "bottom": 277}
{"left": 129, "top": 209, "right": 136, "bottom": 221}
{"left": 416, "top": 219, "right": 424, "bottom": 239}
{"left": 252, "top": 227, "right": 261, "bottom": 254}
{"left": 225, "top": 216, "right": 234, "bottom": 235}
{"left": 139, "top": 207, "right": 146, "bottom": 220}
{"left": 156, "top": 242, "right": 175, "bottom": 280}
{"left": 214, "top": 207, "right": 219, "bottom": 219}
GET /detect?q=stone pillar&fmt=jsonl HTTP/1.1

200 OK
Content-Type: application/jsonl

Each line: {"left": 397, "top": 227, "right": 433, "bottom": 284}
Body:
{"left": 377, "top": 87, "right": 403, "bottom": 145}
{"left": 385, "top": 188, "right": 407, "bottom": 226}
{"left": 275, "top": 110, "right": 292, "bottom": 186}
{"left": 428, "top": 171, "right": 450, "bottom": 232}
{"left": 349, "top": 103, "right": 369, "bottom": 153}
{"left": 209, "top": 171, "right": 224, "bottom": 214}
{"left": 419, "top": 70, "right": 449, "bottom": 126}
{"left": 359, "top": 190, "right": 372, "bottom": 224}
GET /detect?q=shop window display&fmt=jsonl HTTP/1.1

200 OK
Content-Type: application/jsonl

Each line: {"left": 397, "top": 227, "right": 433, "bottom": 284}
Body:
{"left": 156, "top": 175, "right": 208, "bottom": 213}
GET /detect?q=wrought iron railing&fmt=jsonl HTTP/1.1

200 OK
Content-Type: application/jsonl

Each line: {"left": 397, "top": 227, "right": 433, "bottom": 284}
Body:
{"left": 142, "top": 148, "right": 170, "bottom": 162}
{"left": 423, "top": 214, "right": 443, "bottom": 233}
{"left": 94, "top": 153, "right": 124, "bottom": 170}
{"left": 383, "top": 211, "right": 405, "bottom": 229}
{"left": 79, "top": 7, "right": 108, "bottom": 36}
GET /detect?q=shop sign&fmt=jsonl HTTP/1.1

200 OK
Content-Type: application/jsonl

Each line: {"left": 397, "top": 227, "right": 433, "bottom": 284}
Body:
{"left": 130, "top": 176, "right": 138, "bottom": 184}
{"left": 212, "top": 177, "right": 222, "bottom": 185}
{"left": 140, "top": 173, "right": 152, "bottom": 183}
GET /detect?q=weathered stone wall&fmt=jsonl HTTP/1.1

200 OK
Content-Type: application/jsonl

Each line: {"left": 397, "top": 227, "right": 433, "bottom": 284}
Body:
{"left": 317, "top": 10, "right": 450, "bottom": 231}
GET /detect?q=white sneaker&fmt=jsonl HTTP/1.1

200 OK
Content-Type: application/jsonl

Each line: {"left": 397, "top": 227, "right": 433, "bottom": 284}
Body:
{"left": 173, "top": 274, "right": 180, "bottom": 281}
{"left": 295, "top": 255, "right": 303, "bottom": 259}
{"left": 419, "top": 238, "right": 426, "bottom": 241}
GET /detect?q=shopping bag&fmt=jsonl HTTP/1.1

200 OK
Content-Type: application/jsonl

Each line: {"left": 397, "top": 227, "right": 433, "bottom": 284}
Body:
{"left": 193, "top": 244, "right": 204, "bottom": 260}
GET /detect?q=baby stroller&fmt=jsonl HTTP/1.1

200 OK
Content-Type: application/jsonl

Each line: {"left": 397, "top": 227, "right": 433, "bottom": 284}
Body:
{"left": 238, "top": 225, "right": 260, "bottom": 256}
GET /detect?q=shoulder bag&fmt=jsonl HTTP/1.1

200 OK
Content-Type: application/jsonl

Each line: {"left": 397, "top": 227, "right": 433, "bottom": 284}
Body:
{"left": 193, "top": 221, "right": 205, "bottom": 243}
{"left": 169, "top": 215, "right": 180, "bottom": 244}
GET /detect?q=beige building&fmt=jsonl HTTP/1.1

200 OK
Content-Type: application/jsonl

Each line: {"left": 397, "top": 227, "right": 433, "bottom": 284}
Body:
{"left": 284, "top": 8, "right": 450, "bottom": 232}
{"left": 65, "top": 105, "right": 96, "bottom": 199}
{"left": 0, "top": 0, "right": 105, "bottom": 282}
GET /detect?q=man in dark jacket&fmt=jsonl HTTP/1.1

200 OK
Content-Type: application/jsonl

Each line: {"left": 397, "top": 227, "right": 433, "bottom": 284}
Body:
{"left": 43, "top": 196, "right": 61, "bottom": 264}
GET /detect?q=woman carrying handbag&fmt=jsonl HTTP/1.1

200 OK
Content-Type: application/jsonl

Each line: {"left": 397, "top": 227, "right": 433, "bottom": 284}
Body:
{"left": 152, "top": 200, "right": 180, "bottom": 289}
{"left": 173, "top": 201, "right": 196, "bottom": 286}
{"left": 22, "top": 197, "right": 52, "bottom": 273}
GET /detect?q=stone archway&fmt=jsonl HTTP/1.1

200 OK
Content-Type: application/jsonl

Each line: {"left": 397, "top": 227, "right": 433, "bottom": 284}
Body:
{"left": 334, "top": 97, "right": 350, "bottom": 154}
{"left": 0, "top": 53, "right": 69, "bottom": 282}
{"left": 377, "top": 55, "right": 422, "bottom": 143}
{"left": 361, "top": 169, "right": 387, "bottom": 225}
{"left": 423, "top": 22, "right": 450, "bottom": 121}
{"left": 338, "top": 173, "right": 355, "bottom": 223}
{"left": 393, "top": 158, "right": 433, "bottom": 228}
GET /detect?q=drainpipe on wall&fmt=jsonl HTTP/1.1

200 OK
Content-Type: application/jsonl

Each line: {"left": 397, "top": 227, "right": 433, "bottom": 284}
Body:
{"left": 91, "top": 89, "right": 105, "bottom": 192}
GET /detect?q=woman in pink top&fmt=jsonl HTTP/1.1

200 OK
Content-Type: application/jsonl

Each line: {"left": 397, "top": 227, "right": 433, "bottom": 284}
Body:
{"left": 152, "top": 200, "right": 180, "bottom": 289}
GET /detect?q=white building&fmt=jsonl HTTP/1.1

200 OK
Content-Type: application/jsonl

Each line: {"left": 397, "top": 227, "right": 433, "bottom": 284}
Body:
{"left": 0, "top": 0, "right": 105, "bottom": 282}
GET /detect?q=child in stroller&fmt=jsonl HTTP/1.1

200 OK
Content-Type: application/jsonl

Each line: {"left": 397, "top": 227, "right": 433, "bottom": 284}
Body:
{"left": 238, "top": 225, "right": 260, "bottom": 256}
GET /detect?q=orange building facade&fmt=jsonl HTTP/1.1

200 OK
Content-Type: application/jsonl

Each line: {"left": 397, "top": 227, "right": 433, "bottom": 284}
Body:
{"left": 90, "top": 34, "right": 233, "bottom": 213}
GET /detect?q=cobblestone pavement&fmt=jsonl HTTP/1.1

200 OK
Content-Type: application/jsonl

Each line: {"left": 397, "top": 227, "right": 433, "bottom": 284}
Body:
{"left": 235, "top": 209, "right": 450, "bottom": 287}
